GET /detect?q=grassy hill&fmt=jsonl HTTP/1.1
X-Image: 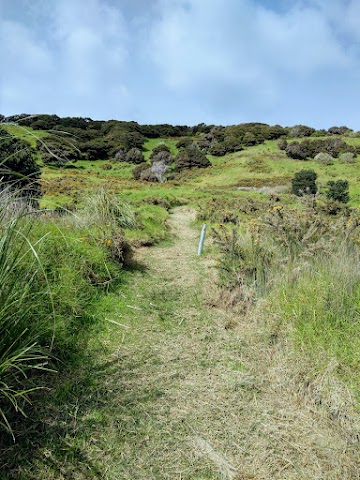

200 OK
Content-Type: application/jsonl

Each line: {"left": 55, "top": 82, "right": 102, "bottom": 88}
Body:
{"left": 1, "top": 122, "right": 360, "bottom": 478}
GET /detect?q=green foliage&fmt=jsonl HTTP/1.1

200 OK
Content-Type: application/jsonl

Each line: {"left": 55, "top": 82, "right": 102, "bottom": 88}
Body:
{"left": 0, "top": 128, "right": 40, "bottom": 198}
{"left": 175, "top": 146, "right": 211, "bottom": 170}
{"left": 37, "top": 134, "right": 81, "bottom": 166}
{"left": 288, "top": 124, "right": 316, "bottom": 137}
{"left": 125, "top": 148, "right": 144, "bottom": 164}
{"left": 0, "top": 204, "right": 53, "bottom": 435}
{"left": 314, "top": 152, "right": 334, "bottom": 165}
{"left": 292, "top": 169, "right": 317, "bottom": 196}
{"left": 176, "top": 137, "right": 193, "bottom": 149}
{"left": 326, "top": 180, "right": 350, "bottom": 203}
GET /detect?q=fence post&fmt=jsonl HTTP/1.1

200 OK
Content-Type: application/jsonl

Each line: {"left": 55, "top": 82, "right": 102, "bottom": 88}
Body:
{"left": 197, "top": 224, "right": 207, "bottom": 256}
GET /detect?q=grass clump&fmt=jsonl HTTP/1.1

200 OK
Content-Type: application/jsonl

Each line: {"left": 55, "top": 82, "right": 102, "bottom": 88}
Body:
{"left": 0, "top": 197, "right": 54, "bottom": 436}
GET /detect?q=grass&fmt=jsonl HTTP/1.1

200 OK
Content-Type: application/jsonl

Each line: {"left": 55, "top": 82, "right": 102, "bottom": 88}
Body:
{"left": 1, "top": 127, "right": 360, "bottom": 477}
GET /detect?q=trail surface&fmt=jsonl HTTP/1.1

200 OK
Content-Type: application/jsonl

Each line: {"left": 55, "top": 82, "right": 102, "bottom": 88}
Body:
{"left": 95, "top": 206, "right": 359, "bottom": 479}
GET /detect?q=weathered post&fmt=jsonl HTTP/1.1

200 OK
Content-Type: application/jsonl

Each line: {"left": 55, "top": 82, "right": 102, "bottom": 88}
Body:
{"left": 197, "top": 224, "right": 207, "bottom": 255}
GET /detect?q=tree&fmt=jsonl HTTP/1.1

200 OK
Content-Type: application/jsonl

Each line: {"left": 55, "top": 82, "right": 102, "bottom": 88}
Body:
{"left": 326, "top": 180, "right": 349, "bottom": 203}
{"left": 291, "top": 169, "right": 317, "bottom": 196}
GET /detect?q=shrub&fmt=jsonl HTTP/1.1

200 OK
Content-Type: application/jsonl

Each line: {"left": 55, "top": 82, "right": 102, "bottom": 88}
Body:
{"left": 196, "top": 136, "right": 211, "bottom": 152}
{"left": 149, "top": 143, "right": 171, "bottom": 160}
{"left": 277, "top": 138, "right": 288, "bottom": 151}
{"left": 326, "top": 180, "right": 349, "bottom": 203}
{"left": 314, "top": 152, "right": 334, "bottom": 165}
{"left": 242, "top": 132, "right": 257, "bottom": 146}
{"left": 150, "top": 150, "right": 173, "bottom": 165}
{"left": 0, "top": 129, "right": 41, "bottom": 198}
{"left": 132, "top": 162, "right": 150, "bottom": 180}
{"left": 175, "top": 147, "right": 211, "bottom": 170}
{"left": 292, "top": 169, "right": 317, "bottom": 196}
{"left": 176, "top": 137, "right": 193, "bottom": 149}
{"left": 288, "top": 125, "right": 315, "bottom": 138}
{"left": 286, "top": 141, "right": 312, "bottom": 160}
{"left": 328, "top": 126, "right": 352, "bottom": 135}
{"left": 125, "top": 148, "right": 144, "bottom": 164}
{"left": 209, "top": 142, "right": 227, "bottom": 156}
{"left": 339, "top": 152, "right": 356, "bottom": 164}
{"left": 114, "top": 147, "right": 127, "bottom": 162}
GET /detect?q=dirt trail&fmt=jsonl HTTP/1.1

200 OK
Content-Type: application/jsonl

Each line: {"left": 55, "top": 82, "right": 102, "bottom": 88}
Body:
{"left": 107, "top": 206, "right": 360, "bottom": 479}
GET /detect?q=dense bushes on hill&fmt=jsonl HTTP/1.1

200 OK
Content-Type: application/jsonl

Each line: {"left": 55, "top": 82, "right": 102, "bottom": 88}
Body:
{"left": 283, "top": 137, "right": 355, "bottom": 160}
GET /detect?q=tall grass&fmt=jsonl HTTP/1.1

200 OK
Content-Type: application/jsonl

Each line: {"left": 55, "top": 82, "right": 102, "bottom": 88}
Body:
{"left": 214, "top": 198, "right": 360, "bottom": 390}
{"left": 0, "top": 195, "right": 54, "bottom": 436}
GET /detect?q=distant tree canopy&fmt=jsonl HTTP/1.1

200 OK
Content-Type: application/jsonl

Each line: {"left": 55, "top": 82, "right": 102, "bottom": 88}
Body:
{"left": 0, "top": 128, "right": 40, "bottom": 197}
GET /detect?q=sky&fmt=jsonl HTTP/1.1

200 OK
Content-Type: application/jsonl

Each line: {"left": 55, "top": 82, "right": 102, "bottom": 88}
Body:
{"left": 1, "top": 0, "right": 360, "bottom": 129}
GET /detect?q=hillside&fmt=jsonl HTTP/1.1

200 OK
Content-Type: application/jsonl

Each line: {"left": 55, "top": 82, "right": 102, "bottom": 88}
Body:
{"left": 0, "top": 119, "right": 360, "bottom": 478}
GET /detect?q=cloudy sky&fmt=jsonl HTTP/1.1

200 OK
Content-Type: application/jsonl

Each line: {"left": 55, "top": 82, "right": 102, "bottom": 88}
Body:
{"left": 1, "top": 0, "right": 360, "bottom": 128}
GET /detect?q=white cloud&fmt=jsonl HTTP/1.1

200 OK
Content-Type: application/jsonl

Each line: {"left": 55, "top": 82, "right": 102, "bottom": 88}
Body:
{"left": 1, "top": 0, "right": 360, "bottom": 127}
{"left": 149, "top": 0, "right": 351, "bottom": 91}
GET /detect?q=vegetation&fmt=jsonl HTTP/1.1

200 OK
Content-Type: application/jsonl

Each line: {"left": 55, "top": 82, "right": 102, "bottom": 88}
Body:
{"left": 1, "top": 115, "right": 360, "bottom": 477}
{"left": 291, "top": 169, "right": 317, "bottom": 196}
{"left": 326, "top": 180, "right": 350, "bottom": 203}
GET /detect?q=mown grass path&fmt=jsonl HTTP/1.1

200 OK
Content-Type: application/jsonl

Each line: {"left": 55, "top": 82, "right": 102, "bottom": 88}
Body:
{"left": 90, "top": 206, "right": 359, "bottom": 479}
{"left": 4, "top": 207, "right": 359, "bottom": 479}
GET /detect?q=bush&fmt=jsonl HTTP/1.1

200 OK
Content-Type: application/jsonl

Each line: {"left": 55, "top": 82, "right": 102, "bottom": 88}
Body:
{"left": 326, "top": 180, "right": 349, "bottom": 203}
{"left": 149, "top": 143, "right": 171, "bottom": 160}
{"left": 328, "top": 126, "right": 352, "bottom": 135}
{"left": 114, "top": 147, "right": 127, "bottom": 162}
{"left": 150, "top": 150, "right": 173, "bottom": 165}
{"left": 292, "top": 169, "right": 317, "bottom": 196}
{"left": 277, "top": 138, "right": 287, "bottom": 151}
{"left": 132, "top": 162, "right": 150, "bottom": 180}
{"left": 314, "top": 152, "right": 334, "bottom": 165}
{"left": 175, "top": 147, "right": 211, "bottom": 170}
{"left": 209, "top": 142, "right": 227, "bottom": 156}
{"left": 339, "top": 152, "right": 356, "bottom": 164}
{"left": 288, "top": 125, "right": 315, "bottom": 138}
{"left": 176, "top": 137, "right": 193, "bottom": 149}
{"left": 125, "top": 148, "right": 144, "bottom": 164}
{"left": 0, "top": 129, "right": 41, "bottom": 198}
{"left": 286, "top": 141, "right": 312, "bottom": 160}
{"left": 242, "top": 132, "right": 257, "bottom": 146}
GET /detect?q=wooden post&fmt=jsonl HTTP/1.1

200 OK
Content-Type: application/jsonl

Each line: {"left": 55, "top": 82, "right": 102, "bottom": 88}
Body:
{"left": 198, "top": 224, "right": 207, "bottom": 255}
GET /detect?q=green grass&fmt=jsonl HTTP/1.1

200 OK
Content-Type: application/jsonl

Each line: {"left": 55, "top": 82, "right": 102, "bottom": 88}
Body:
{"left": 2, "top": 128, "right": 360, "bottom": 476}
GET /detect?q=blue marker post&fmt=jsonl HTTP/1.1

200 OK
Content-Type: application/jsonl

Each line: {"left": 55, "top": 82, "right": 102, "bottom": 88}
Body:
{"left": 197, "top": 224, "right": 207, "bottom": 255}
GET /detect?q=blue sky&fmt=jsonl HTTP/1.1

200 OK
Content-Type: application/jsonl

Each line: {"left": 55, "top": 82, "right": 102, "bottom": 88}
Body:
{"left": 1, "top": 0, "right": 360, "bottom": 128}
